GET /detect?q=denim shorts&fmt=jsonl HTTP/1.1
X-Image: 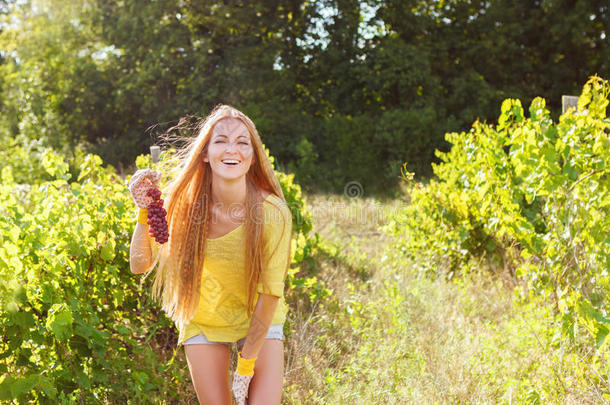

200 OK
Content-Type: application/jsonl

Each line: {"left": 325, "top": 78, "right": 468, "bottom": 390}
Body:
{"left": 182, "top": 323, "right": 284, "bottom": 346}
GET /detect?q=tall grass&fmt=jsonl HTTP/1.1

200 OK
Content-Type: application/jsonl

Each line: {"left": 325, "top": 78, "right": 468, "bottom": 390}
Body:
{"left": 283, "top": 192, "right": 606, "bottom": 404}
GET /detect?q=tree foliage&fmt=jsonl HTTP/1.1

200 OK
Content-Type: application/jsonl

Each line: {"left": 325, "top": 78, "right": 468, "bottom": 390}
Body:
{"left": 0, "top": 0, "right": 608, "bottom": 195}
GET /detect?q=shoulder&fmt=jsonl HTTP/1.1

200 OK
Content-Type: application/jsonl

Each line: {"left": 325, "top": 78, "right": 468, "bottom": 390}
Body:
{"left": 262, "top": 193, "right": 292, "bottom": 228}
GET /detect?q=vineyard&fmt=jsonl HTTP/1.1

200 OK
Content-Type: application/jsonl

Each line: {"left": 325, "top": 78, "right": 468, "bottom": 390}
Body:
{"left": 0, "top": 76, "right": 608, "bottom": 403}
{"left": 383, "top": 76, "right": 610, "bottom": 402}
{"left": 0, "top": 143, "right": 323, "bottom": 403}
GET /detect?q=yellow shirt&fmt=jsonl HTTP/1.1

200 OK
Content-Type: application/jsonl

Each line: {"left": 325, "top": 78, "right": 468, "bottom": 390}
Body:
{"left": 148, "top": 193, "right": 292, "bottom": 346}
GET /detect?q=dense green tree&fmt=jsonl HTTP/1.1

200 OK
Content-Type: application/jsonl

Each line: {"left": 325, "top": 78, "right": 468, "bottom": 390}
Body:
{"left": 430, "top": 0, "right": 610, "bottom": 125}
{"left": 0, "top": 0, "right": 309, "bottom": 168}
{"left": 0, "top": 0, "right": 608, "bottom": 194}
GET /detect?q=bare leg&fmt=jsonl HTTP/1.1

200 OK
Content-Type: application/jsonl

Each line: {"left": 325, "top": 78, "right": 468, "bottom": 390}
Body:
{"left": 184, "top": 343, "right": 232, "bottom": 405}
{"left": 243, "top": 339, "right": 284, "bottom": 405}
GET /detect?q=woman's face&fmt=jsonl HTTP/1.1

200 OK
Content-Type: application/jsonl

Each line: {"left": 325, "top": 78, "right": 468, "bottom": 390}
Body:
{"left": 203, "top": 118, "right": 254, "bottom": 180}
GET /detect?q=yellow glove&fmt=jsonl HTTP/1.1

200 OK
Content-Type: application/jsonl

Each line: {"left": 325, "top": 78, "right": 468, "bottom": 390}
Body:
{"left": 232, "top": 352, "right": 257, "bottom": 405}
{"left": 137, "top": 208, "right": 148, "bottom": 225}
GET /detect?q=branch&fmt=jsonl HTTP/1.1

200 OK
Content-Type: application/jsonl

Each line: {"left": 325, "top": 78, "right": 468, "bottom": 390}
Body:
{"left": 568, "top": 169, "right": 608, "bottom": 193}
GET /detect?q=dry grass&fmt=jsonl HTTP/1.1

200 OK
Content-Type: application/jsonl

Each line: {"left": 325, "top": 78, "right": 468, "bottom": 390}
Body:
{"left": 281, "top": 192, "right": 606, "bottom": 404}
{"left": 282, "top": 192, "right": 419, "bottom": 403}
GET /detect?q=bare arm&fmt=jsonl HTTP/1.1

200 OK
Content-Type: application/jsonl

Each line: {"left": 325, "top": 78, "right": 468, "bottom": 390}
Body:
{"left": 129, "top": 221, "right": 152, "bottom": 274}
{"left": 240, "top": 293, "right": 279, "bottom": 359}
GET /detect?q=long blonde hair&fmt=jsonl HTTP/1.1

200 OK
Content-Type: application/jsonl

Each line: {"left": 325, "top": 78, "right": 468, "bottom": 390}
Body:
{"left": 147, "top": 105, "right": 289, "bottom": 326}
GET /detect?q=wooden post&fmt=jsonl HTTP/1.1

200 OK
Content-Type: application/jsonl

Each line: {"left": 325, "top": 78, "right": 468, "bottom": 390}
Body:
{"left": 562, "top": 95, "right": 579, "bottom": 114}
{"left": 150, "top": 145, "right": 161, "bottom": 163}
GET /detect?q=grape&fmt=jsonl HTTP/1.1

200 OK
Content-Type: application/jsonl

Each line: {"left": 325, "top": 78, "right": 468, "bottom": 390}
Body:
{"left": 146, "top": 187, "right": 169, "bottom": 244}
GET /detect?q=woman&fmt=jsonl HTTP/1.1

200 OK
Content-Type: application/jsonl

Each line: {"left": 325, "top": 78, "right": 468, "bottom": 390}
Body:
{"left": 128, "top": 105, "right": 292, "bottom": 405}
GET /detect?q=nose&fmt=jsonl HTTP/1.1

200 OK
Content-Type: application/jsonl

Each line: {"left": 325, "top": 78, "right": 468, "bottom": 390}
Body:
{"left": 224, "top": 142, "right": 233, "bottom": 150}
{"left": 225, "top": 142, "right": 237, "bottom": 152}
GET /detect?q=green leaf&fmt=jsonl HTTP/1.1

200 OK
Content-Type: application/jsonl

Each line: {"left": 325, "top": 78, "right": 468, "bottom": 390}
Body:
{"left": 6, "top": 302, "right": 19, "bottom": 314}
{"left": 0, "top": 376, "right": 14, "bottom": 401}
{"left": 74, "top": 323, "right": 107, "bottom": 347}
{"left": 596, "top": 325, "right": 609, "bottom": 349}
{"left": 45, "top": 303, "right": 74, "bottom": 341}
{"left": 39, "top": 376, "right": 58, "bottom": 399}
{"left": 3, "top": 242, "right": 18, "bottom": 257}
{"left": 41, "top": 150, "right": 69, "bottom": 179}
{"left": 100, "top": 238, "right": 116, "bottom": 261}
{"left": 12, "top": 285, "right": 27, "bottom": 305}
{"left": 14, "top": 311, "right": 35, "bottom": 329}
{"left": 578, "top": 301, "right": 610, "bottom": 325}
{"left": 8, "top": 225, "right": 20, "bottom": 243}
{"left": 10, "top": 374, "right": 40, "bottom": 399}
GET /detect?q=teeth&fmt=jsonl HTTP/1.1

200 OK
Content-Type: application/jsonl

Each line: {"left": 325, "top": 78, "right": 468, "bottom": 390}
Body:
{"left": 222, "top": 160, "right": 240, "bottom": 164}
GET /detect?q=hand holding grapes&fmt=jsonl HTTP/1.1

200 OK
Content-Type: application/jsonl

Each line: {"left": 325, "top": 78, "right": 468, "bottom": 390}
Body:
{"left": 128, "top": 169, "right": 161, "bottom": 209}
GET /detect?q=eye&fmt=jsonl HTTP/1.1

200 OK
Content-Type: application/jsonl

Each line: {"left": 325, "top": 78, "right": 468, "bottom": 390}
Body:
{"left": 215, "top": 140, "right": 225, "bottom": 143}
{"left": 239, "top": 142, "right": 249, "bottom": 145}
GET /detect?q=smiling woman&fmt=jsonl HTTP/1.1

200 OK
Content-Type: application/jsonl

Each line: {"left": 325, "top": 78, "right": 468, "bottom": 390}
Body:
{"left": 204, "top": 118, "right": 254, "bottom": 180}
{"left": 127, "top": 105, "right": 292, "bottom": 405}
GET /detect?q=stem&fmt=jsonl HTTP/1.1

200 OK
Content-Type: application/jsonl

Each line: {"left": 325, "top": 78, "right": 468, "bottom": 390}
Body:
{"left": 567, "top": 169, "right": 607, "bottom": 193}
{"left": 57, "top": 341, "right": 85, "bottom": 405}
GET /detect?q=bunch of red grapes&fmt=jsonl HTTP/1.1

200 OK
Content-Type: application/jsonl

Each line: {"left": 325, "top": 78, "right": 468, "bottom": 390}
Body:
{"left": 146, "top": 187, "right": 169, "bottom": 244}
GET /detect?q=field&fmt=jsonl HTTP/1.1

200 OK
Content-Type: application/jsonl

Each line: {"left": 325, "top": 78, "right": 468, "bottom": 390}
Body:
{"left": 284, "top": 191, "right": 606, "bottom": 404}
{"left": 1, "top": 77, "right": 608, "bottom": 404}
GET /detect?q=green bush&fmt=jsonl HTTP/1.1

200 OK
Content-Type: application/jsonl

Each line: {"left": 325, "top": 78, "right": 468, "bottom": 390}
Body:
{"left": 1, "top": 143, "right": 321, "bottom": 402}
{"left": 386, "top": 76, "right": 609, "bottom": 354}
{"left": 0, "top": 151, "right": 191, "bottom": 403}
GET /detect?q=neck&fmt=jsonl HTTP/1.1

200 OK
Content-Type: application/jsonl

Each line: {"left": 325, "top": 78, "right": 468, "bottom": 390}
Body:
{"left": 210, "top": 176, "right": 248, "bottom": 209}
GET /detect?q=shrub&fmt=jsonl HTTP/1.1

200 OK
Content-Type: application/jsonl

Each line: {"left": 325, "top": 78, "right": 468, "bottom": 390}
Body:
{"left": 385, "top": 76, "right": 609, "bottom": 348}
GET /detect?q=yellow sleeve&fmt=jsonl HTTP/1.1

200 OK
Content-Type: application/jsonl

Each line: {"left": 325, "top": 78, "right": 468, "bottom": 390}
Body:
{"left": 258, "top": 203, "right": 292, "bottom": 297}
